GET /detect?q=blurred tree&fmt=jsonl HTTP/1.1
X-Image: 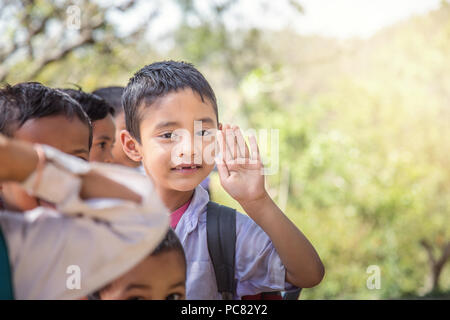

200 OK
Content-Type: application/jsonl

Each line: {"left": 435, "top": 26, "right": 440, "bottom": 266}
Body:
{"left": 1, "top": 0, "right": 449, "bottom": 299}
{"left": 0, "top": 0, "right": 157, "bottom": 82}
{"left": 172, "top": 0, "right": 303, "bottom": 83}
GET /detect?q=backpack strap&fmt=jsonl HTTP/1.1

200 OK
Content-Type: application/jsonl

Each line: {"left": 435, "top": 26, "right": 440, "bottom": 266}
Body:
{"left": 0, "top": 228, "right": 14, "bottom": 300}
{"left": 206, "top": 201, "right": 236, "bottom": 300}
{"left": 283, "top": 288, "right": 302, "bottom": 300}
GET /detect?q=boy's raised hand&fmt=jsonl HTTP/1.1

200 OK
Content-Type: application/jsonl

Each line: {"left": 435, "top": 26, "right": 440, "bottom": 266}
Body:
{"left": 215, "top": 126, "right": 325, "bottom": 288}
{"left": 215, "top": 124, "right": 269, "bottom": 208}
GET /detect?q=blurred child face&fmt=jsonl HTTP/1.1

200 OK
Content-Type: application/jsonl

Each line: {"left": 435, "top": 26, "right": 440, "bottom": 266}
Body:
{"left": 99, "top": 250, "right": 186, "bottom": 300}
{"left": 123, "top": 88, "right": 218, "bottom": 192}
{"left": 112, "top": 112, "right": 141, "bottom": 168}
{"left": 89, "top": 114, "right": 115, "bottom": 163}
{"left": 1, "top": 115, "right": 90, "bottom": 211}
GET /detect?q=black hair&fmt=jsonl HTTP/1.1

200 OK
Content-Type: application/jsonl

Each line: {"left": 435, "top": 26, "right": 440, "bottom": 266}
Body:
{"left": 152, "top": 228, "right": 186, "bottom": 262}
{"left": 0, "top": 85, "right": 23, "bottom": 136}
{"left": 61, "top": 88, "right": 115, "bottom": 122}
{"left": 0, "top": 82, "right": 93, "bottom": 149}
{"left": 122, "top": 61, "right": 218, "bottom": 143}
{"left": 92, "top": 86, "right": 124, "bottom": 115}
{"left": 87, "top": 228, "right": 186, "bottom": 300}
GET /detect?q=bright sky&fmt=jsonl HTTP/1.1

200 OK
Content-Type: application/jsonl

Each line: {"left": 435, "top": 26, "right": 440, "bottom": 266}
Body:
{"left": 109, "top": 0, "right": 443, "bottom": 41}
{"left": 228, "top": 0, "right": 443, "bottom": 38}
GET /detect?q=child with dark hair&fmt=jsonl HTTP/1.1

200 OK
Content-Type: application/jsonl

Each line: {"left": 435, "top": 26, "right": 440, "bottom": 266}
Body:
{"left": 92, "top": 86, "right": 123, "bottom": 114}
{"left": 88, "top": 228, "right": 186, "bottom": 300}
{"left": 0, "top": 82, "right": 92, "bottom": 211}
{"left": 120, "top": 61, "right": 324, "bottom": 299}
{"left": 1, "top": 82, "right": 92, "bottom": 157}
{"left": 61, "top": 89, "right": 116, "bottom": 163}
{"left": 0, "top": 83, "right": 170, "bottom": 299}
{"left": 92, "top": 86, "right": 141, "bottom": 168}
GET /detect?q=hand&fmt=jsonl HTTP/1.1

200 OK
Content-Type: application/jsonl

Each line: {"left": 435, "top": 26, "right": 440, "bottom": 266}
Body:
{"left": 215, "top": 124, "right": 269, "bottom": 208}
{"left": 0, "top": 133, "right": 142, "bottom": 205}
{"left": 0, "top": 134, "right": 39, "bottom": 183}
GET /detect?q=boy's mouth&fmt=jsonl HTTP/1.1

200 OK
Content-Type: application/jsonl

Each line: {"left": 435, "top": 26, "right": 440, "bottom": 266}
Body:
{"left": 171, "top": 164, "right": 202, "bottom": 174}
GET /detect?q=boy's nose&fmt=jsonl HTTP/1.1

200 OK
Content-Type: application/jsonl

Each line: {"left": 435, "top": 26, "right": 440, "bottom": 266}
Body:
{"left": 178, "top": 148, "right": 199, "bottom": 158}
{"left": 104, "top": 150, "right": 114, "bottom": 164}
{"left": 177, "top": 144, "right": 202, "bottom": 164}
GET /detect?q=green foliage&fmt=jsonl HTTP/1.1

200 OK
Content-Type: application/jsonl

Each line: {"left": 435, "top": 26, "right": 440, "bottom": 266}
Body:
{"left": 4, "top": 0, "right": 450, "bottom": 299}
{"left": 212, "top": 4, "right": 450, "bottom": 299}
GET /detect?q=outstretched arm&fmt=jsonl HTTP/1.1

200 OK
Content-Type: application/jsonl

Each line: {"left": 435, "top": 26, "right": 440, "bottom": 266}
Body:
{"left": 0, "top": 134, "right": 38, "bottom": 183}
{"left": 0, "top": 133, "right": 141, "bottom": 203}
{"left": 215, "top": 125, "right": 325, "bottom": 288}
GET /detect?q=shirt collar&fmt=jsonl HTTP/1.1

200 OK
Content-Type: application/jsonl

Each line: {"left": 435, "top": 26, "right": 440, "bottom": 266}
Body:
{"left": 178, "top": 185, "right": 209, "bottom": 234}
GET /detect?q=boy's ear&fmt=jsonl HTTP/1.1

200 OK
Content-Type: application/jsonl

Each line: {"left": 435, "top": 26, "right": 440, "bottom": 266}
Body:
{"left": 218, "top": 123, "right": 223, "bottom": 130}
{"left": 120, "top": 130, "right": 143, "bottom": 162}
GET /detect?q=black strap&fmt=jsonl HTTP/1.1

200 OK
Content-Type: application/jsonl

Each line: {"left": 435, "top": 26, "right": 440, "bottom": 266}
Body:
{"left": 206, "top": 201, "right": 302, "bottom": 300}
{"left": 283, "top": 288, "right": 302, "bottom": 300}
{"left": 0, "top": 228, "right": 14, "bottom": 300}
{"left": 206, "top": 201, "right": 236, "bottom": 300}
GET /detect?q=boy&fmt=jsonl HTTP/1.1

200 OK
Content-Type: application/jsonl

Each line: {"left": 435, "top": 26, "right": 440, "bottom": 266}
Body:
{"left": 62, "top": 89, "right": 116, "bottom": 163}
{"left": 92, "top": 86, "right": 141, "bottom": 167}
{"left": 88, "top": 228, "right": 186, "bottom": 300}
{"left": 1, "top": 82, "right": 92, "bottom": 211}
{"left": 0, "top": 83, "right": 169, "bottom": 299}
{"left": 120, "top": 61, "right": 325, "bottom": 299}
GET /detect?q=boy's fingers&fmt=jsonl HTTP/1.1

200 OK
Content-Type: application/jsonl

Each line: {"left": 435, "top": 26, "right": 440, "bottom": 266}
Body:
{"left": 215, "top": 130, "right": 225, "bottom": 162}
{"left": 215, "top": 155, "right": 230, "bottom": 179}
{"left": 234, "top": 126, "right": 249, "bottom": 159}
{"left": 224, "top": 125, "right": 236, "bottom": 161}
{"left": 215, "top": 131, "right": 230, "bottom": 179}
{"left": 249, "top": 134, "right": 261, "bottom": 161}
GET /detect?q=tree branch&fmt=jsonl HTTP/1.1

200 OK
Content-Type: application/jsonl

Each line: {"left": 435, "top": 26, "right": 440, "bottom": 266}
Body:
{"left": 0, "top": 0, "right": 135, "bottom": 82}
{"left": 420, "top": 239, "right": 436, "bottom": 265}
{"left": 27, "top": 25, "right": 101, "bottom": 79}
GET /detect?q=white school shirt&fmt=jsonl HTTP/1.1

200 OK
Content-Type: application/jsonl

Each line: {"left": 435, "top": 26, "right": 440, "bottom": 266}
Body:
{"left": 0, "top": 145, "right": 169, "bottom": 300}
{"left": 174, "top": 185, "right": 295, "bottom": 300}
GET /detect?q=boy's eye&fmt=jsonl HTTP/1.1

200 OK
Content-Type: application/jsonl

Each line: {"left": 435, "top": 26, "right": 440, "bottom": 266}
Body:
{"left": 159, "top": 132, "right": 173, "bottom": 139}
{"left": 98, "top": 142, "right": 107, "bottom": 150}
{"left": 196, "top": 130, "right": 211, "bottom": 137}
{"left": 166, "top": 293, "right": 182, "bottom": 300}
{"left": 127, "top": 296, "right": 144, "bottom": 300}
{"left": 159, "top": 132, "right": 181, "bottom": 141}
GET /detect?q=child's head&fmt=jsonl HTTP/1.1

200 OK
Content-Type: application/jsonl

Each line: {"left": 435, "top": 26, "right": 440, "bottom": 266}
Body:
{"left": 121, "top": 61, "right": 219, "bottom": 192}
{"left": 0, "top": 83, "right": 92, "bottom": 155}
{"left": 90, "top": 229, "right": 186, "bottom": 300}
{"left": 62, "top": 88, "right": 116, "bottom": 163}
{"left": 93, "top": 86, "right": 141, "bottom": 168}
{"left": 0, "top": 82, "right": 92, "bottom": 211}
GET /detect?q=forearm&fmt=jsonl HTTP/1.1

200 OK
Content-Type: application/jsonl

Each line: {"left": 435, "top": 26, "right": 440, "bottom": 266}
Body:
{"left": 25, "top": 146, "right": 143, "bottom": 205}
{"left": 0, "top": 134, "right": 141, "bottom": 205}
{"left": 240, "top": 194, "right": 325, "bottom": 288}
{"left": 0, "top": 135, "right": 38, "bottom": 183}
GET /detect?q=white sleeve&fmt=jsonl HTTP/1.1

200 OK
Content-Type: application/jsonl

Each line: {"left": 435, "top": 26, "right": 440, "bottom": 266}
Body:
{"left": 21, "top": 145, "right": 161, "bottom": 223}
{"left": 234, "top": 212, "right": 297, "bottom": 297}
{"left": 0, "top": 201, "right": 169, "bottom": 300}
{"left": 1, "top": 146, "right": 170, "bottom": 299}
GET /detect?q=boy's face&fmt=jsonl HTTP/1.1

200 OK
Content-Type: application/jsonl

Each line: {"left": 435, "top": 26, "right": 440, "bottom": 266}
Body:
{"left": 13, "top": 115, "right": 90, "bottom": 160}
{"left": 89, "top": 114, "right": 116, "bottom": 163}
{"left": 112, "top": 112, "right": 141, "bottom": 168}
{"left": 122, "top": 88, "right": 218, "bottom": 192}
{"left": 1, "top": 115, "right": 90, "bottom": 211}
{"left": 99, "top": 250, "right": 186, "bottom": 300}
